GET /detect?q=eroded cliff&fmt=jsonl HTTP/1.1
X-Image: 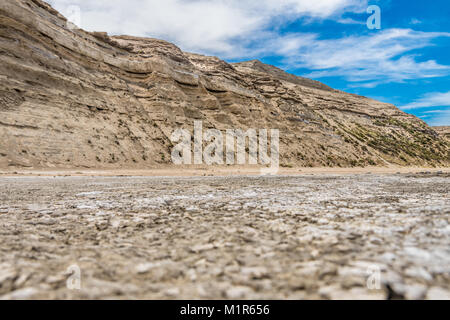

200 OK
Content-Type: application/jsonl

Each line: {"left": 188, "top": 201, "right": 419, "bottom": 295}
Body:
{"left": 0, "top": 0, "right": 448, "bottom": 169}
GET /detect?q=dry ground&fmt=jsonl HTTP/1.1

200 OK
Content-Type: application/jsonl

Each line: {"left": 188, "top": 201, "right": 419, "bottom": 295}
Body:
{"left": 0, "top": 172, "right": 449, "bottom": 299}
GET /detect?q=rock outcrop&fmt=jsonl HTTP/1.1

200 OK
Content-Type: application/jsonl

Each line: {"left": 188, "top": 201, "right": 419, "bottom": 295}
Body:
{"left": 0, "top": 0, "right": 448, "bottom": 169}
{"left": 434, "top": 127, "right": 450, "bottom": 142}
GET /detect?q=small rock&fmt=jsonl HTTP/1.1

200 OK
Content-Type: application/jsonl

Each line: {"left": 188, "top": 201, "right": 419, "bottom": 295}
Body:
{"left": 404, "top": 267, "right": 433, "bottom": 282}
{"left": 38, "top": 218, "right": 57, "bottom": 225}
{"left": 0, "top": 269, "right": 16, "bottom": 285}
{"left": 14, "top": 273, "right": 30, "bottom": 287}
{"left": 226, "top": 286, "right": 253, "bottom": 299}
{"left": 404, "top": 247, "right": 431, "bottom": 261}
{"left": 45, "top": 274, "right": 66, "bottom": 285}
{"left": 165, "top": 288, "right": 180, "bottom": 297}
{"left": 379, "top": 252, "right": 396, "bottom": 263}
{"left": 1, "top": 287, "right": 38, "bottom": 300}
{"left": 191, "top": 244, "right": 214, "bottom": 253}
{"left": 426, "top": 287, "right": 450, "bottom": 300}
{"left": 241, "top": 267, "right": 268, "bottom": 279}
{"left": 404, "top": 285, "right": 427, "bottom": 300}
{"left": 370, "top": 237, "right": 383, "bottom": 245}
{"left": 110, "top": 218, "right": 121, "bottom": 228}
{"left": 136, "top": 263, "right": 157, "bottom": 274}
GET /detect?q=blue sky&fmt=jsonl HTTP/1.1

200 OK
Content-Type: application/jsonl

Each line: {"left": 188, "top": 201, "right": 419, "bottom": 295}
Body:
{"left": 48, "top": 0, "right": 450, "bottom": 126}
{"left": 253, "top": 0, "right": 450, "bottom": 126}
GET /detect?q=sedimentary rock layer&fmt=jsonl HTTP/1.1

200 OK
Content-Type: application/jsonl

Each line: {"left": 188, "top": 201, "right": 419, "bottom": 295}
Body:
{"left": 0, "top": 0, "right": 448, "bottom": 169}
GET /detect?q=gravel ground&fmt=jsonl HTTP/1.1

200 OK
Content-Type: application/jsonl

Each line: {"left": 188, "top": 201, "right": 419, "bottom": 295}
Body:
{"left": 0, "top": 173, "right": 449, "bottom": 300}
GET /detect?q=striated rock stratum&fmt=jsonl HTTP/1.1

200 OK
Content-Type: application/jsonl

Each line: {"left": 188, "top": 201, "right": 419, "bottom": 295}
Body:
{"left": 0, "top": 0, "right": 449, "bottom": 169}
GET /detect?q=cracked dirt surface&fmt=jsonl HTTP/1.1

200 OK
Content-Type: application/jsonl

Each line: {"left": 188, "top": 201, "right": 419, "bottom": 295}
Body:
{"left": 0, "top": 173, "right": 449, "bottom": 299}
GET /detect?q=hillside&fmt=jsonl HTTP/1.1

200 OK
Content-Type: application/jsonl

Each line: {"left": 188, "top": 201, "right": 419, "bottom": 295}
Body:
{"left": 0, "top": 0, "right": 448, "bottom": 169}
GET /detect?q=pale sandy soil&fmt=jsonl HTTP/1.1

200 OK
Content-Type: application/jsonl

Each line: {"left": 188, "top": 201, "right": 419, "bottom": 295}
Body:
{"left": 0, "top": 172, "right": 449, "bottom": 300}
{"left": 0, "top": 166, "right": 449, "bottom": 177}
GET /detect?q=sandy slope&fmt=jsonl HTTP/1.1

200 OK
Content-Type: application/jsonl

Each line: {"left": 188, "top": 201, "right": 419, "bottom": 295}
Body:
{"left": 0, "top": 166, "right": 449, "bottom": 177}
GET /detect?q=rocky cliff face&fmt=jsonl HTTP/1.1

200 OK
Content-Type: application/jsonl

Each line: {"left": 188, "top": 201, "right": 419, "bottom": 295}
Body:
{"left": 0, "top": 0, "right": 448, "bottom": 169}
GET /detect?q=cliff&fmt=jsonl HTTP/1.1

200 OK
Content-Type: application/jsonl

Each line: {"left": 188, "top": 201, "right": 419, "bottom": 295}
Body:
{"left": 0, "top": 0, "right": 448, "bottom": 169}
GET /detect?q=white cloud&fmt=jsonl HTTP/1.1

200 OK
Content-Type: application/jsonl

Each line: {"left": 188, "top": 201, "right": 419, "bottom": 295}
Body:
{"left": 272, "top": 29, "right": 450, "bottom": 86}
{"left": 403, "top": 93, "right": 450, "bottom": 126}
{"left": 337, "top": 17, "right": 366, "bottom": 25}
{"left": 45, "top": 1, "right": 450, "bottom": 88}
{"left": 425, "top": 109, "right": 450, "bottom": 126}
{"left": 47, "top": 0, "right": 367, "bottom": 54}
{"left": 400, "top": 91, "right": 450, "bottom": 110}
